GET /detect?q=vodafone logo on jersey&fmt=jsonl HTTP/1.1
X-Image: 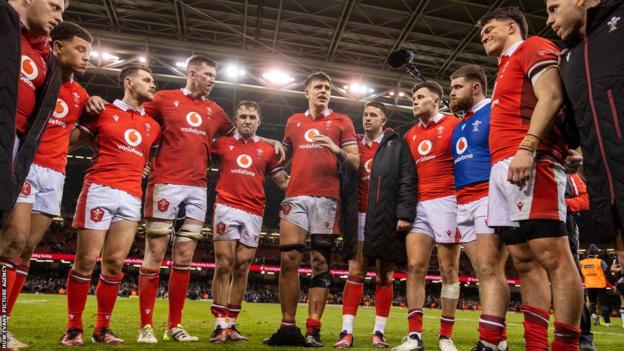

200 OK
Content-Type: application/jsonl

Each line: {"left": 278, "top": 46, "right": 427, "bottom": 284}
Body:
{"left": 304, "top": 128, "right": 320, "bottom": 143}
{"left": 455, "top": 137, "right": 468, "bottom": 155}
{"left": 186, "top": 111, "right": 202, "bottom": 127}
{"left": 124, "top": 129, "right": 143, "bottom": 147}
{"left": 53, "top": 99, "right": 69, "bottom": 119}
{"left": 236, "top": 154, "right": 253, "bottom": 169}
{"left": 364, "top": 159, "right": 373, "bottom": 174}
{"left": 21, "top": 55, "right": 38, "bottom": 81}
{"left": 418, "top": 140, "right": 432, "bottom": 156}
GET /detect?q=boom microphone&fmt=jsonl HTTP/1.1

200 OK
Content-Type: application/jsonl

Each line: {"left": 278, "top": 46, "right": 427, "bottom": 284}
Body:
{"left": 387, "top": 48, "right": 452, "bottom": 112}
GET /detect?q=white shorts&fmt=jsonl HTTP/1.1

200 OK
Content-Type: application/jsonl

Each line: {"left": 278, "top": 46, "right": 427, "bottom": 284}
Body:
{"left": 144, "top": 183, "right": 207, "bottom": 222}
{"left": 73, "top": 183, "right": 141, "bottom": 230}
{"left": 357, "top": 212, "right": 366, "bottom": 242}
{"left": 212, "top": 203, "right": 262, "bottom": 248}
{"left": 410, "top": 195, "right": 459, "bottom": 244}
{"left": 16, "top": 163, "right": 65, "bottom": 216}
{"left": 279, "top": 196, "right": 340, "bottom": 235}
{"left": 457, "top": 196, "right": 495, "bottom": 243}
{"left": 488, "top": 157, "right": 567, "bottom": 228}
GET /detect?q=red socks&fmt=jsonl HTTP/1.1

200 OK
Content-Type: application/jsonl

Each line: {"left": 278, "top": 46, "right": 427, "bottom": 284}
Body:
{"left": 138, "top": 267, "right": 160, "bottom": 327}
{"left": 375, "top": 280, "right": 393, "bottom": 318}
{"left": 6, "top": 263, "right": 29, "bottom": 316}
{"left": 440, "top": 315, "right": 455, "bottom": 338}
{"left": 552, "top": 321, "right": 580, "bottom": 351}
{"left": 95, "top": 273, "right": 123, "bottom": 330}
{"left": 478, "top": 314, "right": 505, "bottom": 345}
{"left": 66, "top": 269, "right": 92, "bottom": 330}
{"left": 306, "top": 318, "right": 321, "bottom": 334}
{"left": 342, "top": 275, "right": 364, "bottom": 316}
{"left": 408, "top": 309, "right": 423, "bottom": 333}
{"left": 167, "top": 265, "right": 191, "bottom": 329}
{"left": 521, "top": 304, "right": 550, "bottom": 351}
{"left": 0, "top": 257, "right": 20, "bottom": 309}
{"left": 226, "top": 304, "right": 241, "bottom": 321}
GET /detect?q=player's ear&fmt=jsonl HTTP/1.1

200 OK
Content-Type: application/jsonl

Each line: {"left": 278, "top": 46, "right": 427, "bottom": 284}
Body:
{"left": 52, "top": 40, "right": 63, "bottom": 56}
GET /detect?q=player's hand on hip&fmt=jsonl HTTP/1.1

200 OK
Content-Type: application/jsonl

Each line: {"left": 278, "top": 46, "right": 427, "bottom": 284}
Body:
{"left": 313, "top": 134, "right": 340, "bottom": 154}
{"left": 85, "top": 96, "right": 107, "bottom": 115}
{"left": 508, "top": 149, "right": 534, "bottom": 186}
{"left": 396, "top": 219, "right": 411, "bottom": 232}
{"left": 564, "top": 149, "right": 583, "bottom": 174}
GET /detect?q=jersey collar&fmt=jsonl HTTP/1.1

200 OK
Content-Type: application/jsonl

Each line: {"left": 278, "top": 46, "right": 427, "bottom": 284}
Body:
{"left": 113, "top": 99, "right": 146, "bottom": 116}
{"left": 304, "top": 109, "right": 332, "bottom": 118}
{"left": 499, "top": 39, "right": 524, "bottom": 61}
{"left": 470, "top": 98, "right": 491, "bottom": 114}
{"left": 419, "top": 112, "right": 444, "bottom": 127}
{"left": 363, "top": 131, "right": 384, "bottom": 146}
{"left": 233, "top": 130, "right": 260, "bottom": 143}
{"left": 180, "top": 87, "right": 207, "bottom": 101}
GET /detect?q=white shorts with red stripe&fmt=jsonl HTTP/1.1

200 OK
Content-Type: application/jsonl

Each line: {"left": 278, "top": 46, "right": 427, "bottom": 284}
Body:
{"left": 73, "top": 183, "right": 141, "bottom": 230}
{"left": 16, "top": 163, "right": 65, "bottom": 216}
{"left": 212, "top": 203, "right": 263, "bottom": 248}
{"left": 488, "top": 157, "right": 567, "bottom": 228}
{"left": 144, "top": 183, "right": 207, "bottom": 222}
{"left": 279, "top": 196, "right": 340, "bottom": 235}
{"left": 410, "top": 195, "right": 460, "bottom": 244}
{"left": 456, "top": 196, "right": 495, "bottom": 243}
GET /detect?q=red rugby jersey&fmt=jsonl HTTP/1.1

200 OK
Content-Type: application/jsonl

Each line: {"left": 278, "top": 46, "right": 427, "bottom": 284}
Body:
{"left": 33, "top": 80, "right": 89, "bottom": 174}
{"left": 489, "top": 37, "right": 566, "bottom": 164}
{"left": 144, "top": 88, "right": 234, "bottom": 187}
{"left": 282, "top": 110, "right": 357, "bottom": 200}
{"left": 357, "top": 133, "right": 382, "bottom": 213}
{"left": 79, "top": 100, "right": 161, "bottom": 198}
{"left": 212, "top": 133, "right": 283, "bottom": 216}
{"left": 15, "top": 30, "right": 48, "bottom": 136}
{"left": 404, "top": 113, "right": 460, "bottom": 201}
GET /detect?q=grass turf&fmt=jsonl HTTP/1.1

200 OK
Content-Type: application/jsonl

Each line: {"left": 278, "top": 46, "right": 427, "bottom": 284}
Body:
{"left": 8, "top": 294, "right": 624, "bottom": 350}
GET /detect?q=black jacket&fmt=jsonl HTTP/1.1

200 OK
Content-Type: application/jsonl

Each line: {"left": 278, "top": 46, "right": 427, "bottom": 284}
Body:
{"left": 0, "top": 2, "right": 61, "bottom": 223}
{"left": 559, "top": 0, "right": 624, "bottom": 243}
{"left": 362, "top": 129, "right": 417, "bottom": 265}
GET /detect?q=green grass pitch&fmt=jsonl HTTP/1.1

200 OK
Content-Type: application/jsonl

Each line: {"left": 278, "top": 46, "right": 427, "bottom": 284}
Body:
{"left": 8, "top": 294, "right": 624, "bottom": 350}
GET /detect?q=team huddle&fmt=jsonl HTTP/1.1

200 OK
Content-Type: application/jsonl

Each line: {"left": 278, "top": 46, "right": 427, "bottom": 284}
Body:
{"left": 2, "top": 0, "right": 624, "bottom": 350}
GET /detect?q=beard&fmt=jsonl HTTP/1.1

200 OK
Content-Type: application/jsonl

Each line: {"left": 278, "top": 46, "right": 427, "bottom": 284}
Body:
{"left": 450, "top": 95, "right": 473, "bottom": 114}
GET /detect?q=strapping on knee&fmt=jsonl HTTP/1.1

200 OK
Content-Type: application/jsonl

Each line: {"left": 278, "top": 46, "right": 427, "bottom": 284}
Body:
{"left": 175, "top": 223, "right": 204, "bottom": 241}
{"left": 311, "top": 235, "right": 334, "bottom": 264}
{"left": 145, "top": 221, "right": 173, "bottom": 237}
{"left": 279, "top": 243, "right": 305, "bottom": 253}
{"left": 310, "top": 271, "right": 332, "bottom": 289}
{"left": 441, "top": 282, "right": 460, "bottom": 299}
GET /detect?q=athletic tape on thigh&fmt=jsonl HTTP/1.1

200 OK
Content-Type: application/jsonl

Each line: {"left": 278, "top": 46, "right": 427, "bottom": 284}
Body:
{"left": 176, "top": 223, "right": 204, "bottom": 240}
{"left": 441, "top": 282, "right": 460, "bottom": 299}
{"left": 310, "top": 271, "right": 332, "bottom": 289}
{"left": 145, "top": 221, "right": 173, "bottom": 237}
{"left": 310, "top": 235, "right": 334, "bottom": 264}
{"left": 279, "top": 243, "right": 305, "bottom": 253}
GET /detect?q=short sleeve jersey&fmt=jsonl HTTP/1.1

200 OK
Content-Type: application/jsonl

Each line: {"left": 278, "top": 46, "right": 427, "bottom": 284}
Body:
{"left": 451, "top": 100, "right": 491, "bottom": 204}
{"left": 490, "top": 36, "right": 566, "bottom": 164}
{"left": 79, "top": 100, "right": 161, "bottom": 198}
{"left": 357, "top": 133, "right": 382, "bottom": 213}
{"left": 404, "top": 114, "right": 460, "bottom": 201}
{"left": 282, "top": 110, "right": 357, "bottom": 200}
{"left": 33, "top": 80, "right": 89, "bottom": 174}
{"left": 212, "top": 133, "right": 283, "bottom": 216}
{"left": 16, "top": 30, "right": 48, "bottom": 136}
{"left": 144, "top": 89, "right": 234, "bottom": 187}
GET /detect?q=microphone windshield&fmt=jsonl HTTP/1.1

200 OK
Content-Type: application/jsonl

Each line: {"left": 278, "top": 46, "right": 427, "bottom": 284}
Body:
{"left": 388, "top": 49, "right": 414, "bottom": 68}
